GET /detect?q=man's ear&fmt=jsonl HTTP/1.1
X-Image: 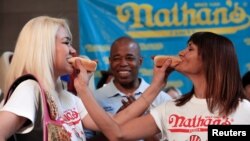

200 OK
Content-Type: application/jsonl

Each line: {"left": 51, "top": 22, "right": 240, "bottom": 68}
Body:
{"left": 109, "top": 57, "right": 111, "bottom": 63}
{"left": 139, "top": 56, "right": 143, "bottom": 66}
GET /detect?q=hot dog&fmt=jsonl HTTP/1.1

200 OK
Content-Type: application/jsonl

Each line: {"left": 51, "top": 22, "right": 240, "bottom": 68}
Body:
{"left": 68, "top": 57, "right": 97, "bottom": 72}
{"left": 153, "top": 55, "right": 182, "bottom": 67}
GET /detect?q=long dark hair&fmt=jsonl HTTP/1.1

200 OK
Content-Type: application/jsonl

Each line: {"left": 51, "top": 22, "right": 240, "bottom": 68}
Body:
{"left": 175, "top": 32, "right": 245, "bottom": 116}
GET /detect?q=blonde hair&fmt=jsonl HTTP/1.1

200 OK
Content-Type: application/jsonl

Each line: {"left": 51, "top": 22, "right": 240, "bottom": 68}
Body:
{"left": 4, "top": 16, "right": 72, "bottom": 114}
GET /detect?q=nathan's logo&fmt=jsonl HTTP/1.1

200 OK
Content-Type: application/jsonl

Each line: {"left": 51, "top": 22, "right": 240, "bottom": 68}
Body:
{"left": 168, "top": 114, "right": 232, "bottom": 133}
{"left": 116, "top": 2, "right": 250, "bottom": 38}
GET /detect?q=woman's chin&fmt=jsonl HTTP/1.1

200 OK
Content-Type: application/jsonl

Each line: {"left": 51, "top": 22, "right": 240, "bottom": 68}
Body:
{"left": 174, "top": 65, "right": 181, "bottom": 71}
{"left": 66, "top": 67, "right": 74, "bottom": 74}
{"left": 174, "top": 66, "right": 185, "bottom": 74}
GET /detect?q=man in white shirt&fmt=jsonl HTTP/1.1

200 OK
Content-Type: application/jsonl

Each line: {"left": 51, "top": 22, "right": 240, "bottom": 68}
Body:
{"left": 88, "top": 36, "right": 172, "bottom": 141}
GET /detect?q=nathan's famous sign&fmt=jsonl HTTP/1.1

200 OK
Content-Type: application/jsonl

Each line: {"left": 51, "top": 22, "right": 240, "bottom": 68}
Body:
{"left": 116, "top": 1, "right": 250, "bottom": 38}
{"left": 78, "top": 0, "right": 250, "bottom": 93}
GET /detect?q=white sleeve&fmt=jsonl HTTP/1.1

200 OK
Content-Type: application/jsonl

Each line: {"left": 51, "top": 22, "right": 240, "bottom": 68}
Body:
{"left": 1, "top": 80, "right": 40, "bottom": 133}
{"left": 150, "top": 104, "right": 164, "bottom": 132}
{"left": 150, "top": 103, "right": 168, "bottom": 139}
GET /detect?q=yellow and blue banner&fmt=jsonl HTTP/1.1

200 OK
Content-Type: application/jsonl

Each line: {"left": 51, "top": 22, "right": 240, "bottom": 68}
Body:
{"left": 78, "top": 0, "right": 250, "bottom": 93}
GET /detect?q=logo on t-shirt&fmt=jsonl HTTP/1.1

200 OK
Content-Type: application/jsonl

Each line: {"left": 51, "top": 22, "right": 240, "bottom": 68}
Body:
{"left": 168, "top": 114, "right": 232, "bottom": 133}
{"left": 63, "top": 109, "right": 81, "bottom": 125}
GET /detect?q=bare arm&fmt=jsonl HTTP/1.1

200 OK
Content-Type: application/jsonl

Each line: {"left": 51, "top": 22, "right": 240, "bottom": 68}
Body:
{"left": 118, "top": 113, "right": 160, "bottom": 140}
{"left": 74, "top": 59, "right": 173, "bottom": 140}
{"left": 0, "top": 111, "right": 27, "bottom": 141}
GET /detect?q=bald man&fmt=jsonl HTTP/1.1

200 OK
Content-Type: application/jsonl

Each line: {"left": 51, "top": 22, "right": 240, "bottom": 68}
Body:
{"left": 87, "top": 36, "right": 171, "bottom": 141}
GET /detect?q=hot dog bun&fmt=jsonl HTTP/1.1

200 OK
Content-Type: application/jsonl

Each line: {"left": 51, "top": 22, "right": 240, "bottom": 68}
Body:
{"left": 68, "top": 57, "right": 97, "bottom": 72}
{"left": 154, "top": 55, "right": 182, "bottom": 67}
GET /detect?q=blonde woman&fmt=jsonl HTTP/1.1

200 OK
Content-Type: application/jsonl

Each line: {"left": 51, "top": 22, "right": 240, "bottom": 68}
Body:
{"left": 0, "top": 16, "right": 171, "bottom": 141}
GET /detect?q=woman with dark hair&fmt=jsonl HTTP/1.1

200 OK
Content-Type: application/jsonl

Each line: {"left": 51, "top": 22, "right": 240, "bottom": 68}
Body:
{"left": 175, "top": 31, "right": 246, "bottom": 116}
{"left": 73, "top": 31, "right": 250, "bottom": 141}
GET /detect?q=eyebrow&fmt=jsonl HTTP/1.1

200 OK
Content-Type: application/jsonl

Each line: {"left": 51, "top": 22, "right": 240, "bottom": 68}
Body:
{"left": 62, "top": 37, "right": 71, "bottom": 41}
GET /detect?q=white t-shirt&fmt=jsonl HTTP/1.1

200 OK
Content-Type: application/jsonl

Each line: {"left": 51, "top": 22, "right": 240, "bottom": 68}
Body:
{"left": 1, "top": 80, "right": 88, "bottom": 141}
{"left": 150, "top": 95, "right": 250, "bottom": 141}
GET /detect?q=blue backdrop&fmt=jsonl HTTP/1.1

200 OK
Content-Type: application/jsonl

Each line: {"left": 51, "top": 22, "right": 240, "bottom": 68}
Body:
{"left": 78, "top": 0, "right": 250, "bottom": 93}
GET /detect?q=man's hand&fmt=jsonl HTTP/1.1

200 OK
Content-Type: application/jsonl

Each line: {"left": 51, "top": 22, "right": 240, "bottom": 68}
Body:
{"left": 116, "top": 95, "right": 136, "bottom": 113}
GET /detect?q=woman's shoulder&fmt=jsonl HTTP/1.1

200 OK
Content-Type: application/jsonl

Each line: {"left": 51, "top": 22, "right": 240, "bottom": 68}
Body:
{"left": 238, "top": 99, "right": 250, "bottom": 109}
{"left": 229, "top": 99, "right": 250, "bottom": 123}
{"left": 233, "top": 99, "right": 250, "bottom": 116}
{"left": 14, "top": 79, "right": 40, "bottom": 93}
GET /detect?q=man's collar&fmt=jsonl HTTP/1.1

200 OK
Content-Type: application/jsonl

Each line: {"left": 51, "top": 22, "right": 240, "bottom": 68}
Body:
{"left": 108, "top": 77, "right": 148, "bottom": 98}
